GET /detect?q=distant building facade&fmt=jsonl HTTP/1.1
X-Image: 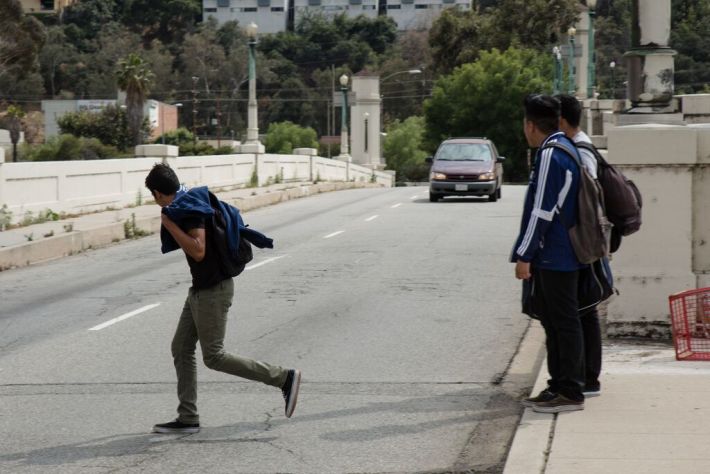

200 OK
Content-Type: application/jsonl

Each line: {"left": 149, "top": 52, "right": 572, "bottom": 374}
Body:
{"left": 20, "top": 0, "right": 76, "bottom": 14}
{"left": 202, "top": 0, "right": 470, "bottom": 33}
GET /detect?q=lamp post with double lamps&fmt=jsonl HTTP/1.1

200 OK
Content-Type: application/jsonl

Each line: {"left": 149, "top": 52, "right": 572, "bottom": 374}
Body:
{"left": 587, "top": 0, "right": 597, "bottom": 98}
{"left": 567, "top": 26, "right": 577, "bottom": 95}
{"left": 242, "top": 22, "right": 264, "bottom": 153}
{"left": 337, "top": 74, "right": 351, "bottom": 161}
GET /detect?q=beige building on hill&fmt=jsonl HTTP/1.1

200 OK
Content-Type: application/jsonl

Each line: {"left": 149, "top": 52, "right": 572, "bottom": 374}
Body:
{"left": 20, "top": 0, "right": 76, "bottom": 14}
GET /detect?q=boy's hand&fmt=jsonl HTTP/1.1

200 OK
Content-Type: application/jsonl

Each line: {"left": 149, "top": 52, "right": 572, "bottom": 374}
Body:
{"left": 515, "top": 261, "right": 531, "bottom": 280}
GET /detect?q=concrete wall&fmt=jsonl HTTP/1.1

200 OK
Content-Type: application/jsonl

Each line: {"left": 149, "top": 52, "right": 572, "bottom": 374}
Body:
{"left": 0, "top": 148, "right": 393, "bottom": 224}
{"left": 605, "top": 124, "right": 709, "bottom": 338}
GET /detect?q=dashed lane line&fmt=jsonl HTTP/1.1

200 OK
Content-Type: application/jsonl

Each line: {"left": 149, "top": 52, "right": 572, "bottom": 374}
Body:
{"left": 324, "top": 230, "right": 345, "bottom": 239}
{"left": 391, "top": 203, "right": 403, "bottom": 208}
{"left": 245, "top": 255, "right": 286, "bottom": 271}
{"left": 365, "top": 215, "right": 379, "bottom": 222}
{"left": 89, "top": 303, "right": 161, "bottom": 331}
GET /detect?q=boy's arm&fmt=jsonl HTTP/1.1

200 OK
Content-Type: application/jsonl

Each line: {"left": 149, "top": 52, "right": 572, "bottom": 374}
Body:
{"left": 161, "top": 214, "right": 206, "bottom": 262}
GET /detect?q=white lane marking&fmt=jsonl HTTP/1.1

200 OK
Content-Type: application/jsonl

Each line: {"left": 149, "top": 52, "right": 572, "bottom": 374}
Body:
{"left": 90, "top": 303, "right": 161, "bottom": 331}
{"left": 410, "top": 195, "right": 419, "bottom": 200}
{"left": 246, "top": 255, "right": 286, "bottom": 271}
{"left": 391, "top": 203, "right": 402, "bottom": 208}
{"left": 324, "top": 230, "right": 345, "bottom": 239}
{"left": 365, "top": 215, "right": 379, "bottom": 222}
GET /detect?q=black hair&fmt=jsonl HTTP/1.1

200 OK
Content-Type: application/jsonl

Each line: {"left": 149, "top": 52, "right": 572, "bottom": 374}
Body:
{"left": 556, "top": 94, "right": 582, "bottom": 128}
{"left": 523, "top": 94, "right": 560, "bottom": 135}
{"left": 145, "top": 163, "right": 180, "bottom": 195}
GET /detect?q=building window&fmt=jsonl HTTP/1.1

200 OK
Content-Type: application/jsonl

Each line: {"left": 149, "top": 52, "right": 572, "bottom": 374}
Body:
{"left": 243, "top": 6, "right": 257, "bottom": 11}
{"left": 217, "top": 0, "right": 230, "bottom": 6}
{"left": 205, "top": 7, "right": 217, "bottom": 12}
{"left": 40, "top": 0, "right": 55, "bottom": 10}
{"left": 362, "top": 4, "right": 376, "bottom": 9}
{"left": 415, "top": 3, "right": 428, "bottom": 8}
{"left": 387, "top": 4, "right": 401, "bottom": 8}
{"left": 271, "top": 6, "right": 284, "bottom": 10}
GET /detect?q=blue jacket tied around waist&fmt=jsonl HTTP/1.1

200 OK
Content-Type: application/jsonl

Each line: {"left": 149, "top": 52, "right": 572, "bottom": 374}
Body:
{"left": 160, "top": 186, "right": 273, "bottom": 255}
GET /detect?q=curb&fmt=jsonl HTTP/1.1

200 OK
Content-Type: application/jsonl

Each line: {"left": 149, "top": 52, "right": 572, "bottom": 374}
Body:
{"left": 0, "top": 181, "right": 380, "bottom": 271}
{"left": 502, "top": 321, "right": 553, "bottom": 474}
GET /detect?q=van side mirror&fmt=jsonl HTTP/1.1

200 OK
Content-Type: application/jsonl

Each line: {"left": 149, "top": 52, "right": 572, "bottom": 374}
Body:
{"left": 496, "top": 156, "right": 506, "bottom": 163}
{"left": 425, "top": 156, "right": 433, "bottom": 164}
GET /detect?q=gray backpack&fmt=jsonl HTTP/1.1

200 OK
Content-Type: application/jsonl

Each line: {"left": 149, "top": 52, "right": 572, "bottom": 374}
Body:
{"left": 543, "top": 141, "right": 612, "bottom": 264}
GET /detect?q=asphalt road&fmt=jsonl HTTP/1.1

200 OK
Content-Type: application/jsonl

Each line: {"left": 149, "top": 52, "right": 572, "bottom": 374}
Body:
{"left": 0, "top": 185, "right": 536, "bottom": 474}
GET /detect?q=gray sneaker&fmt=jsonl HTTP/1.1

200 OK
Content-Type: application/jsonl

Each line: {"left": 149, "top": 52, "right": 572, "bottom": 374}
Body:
{"left": 531, "top": 394, "right": 584, "bottom": 414}
{"left": 521, "top": 388, "right": 557, "bottom": 408}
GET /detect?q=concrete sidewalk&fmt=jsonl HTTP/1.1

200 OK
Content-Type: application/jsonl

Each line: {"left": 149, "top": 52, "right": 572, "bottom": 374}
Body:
{"left": 0, "top": 181, "right": 379, "bottom": 270}
{"left": 505, "top": 322, "right": 710, "bottom": 474}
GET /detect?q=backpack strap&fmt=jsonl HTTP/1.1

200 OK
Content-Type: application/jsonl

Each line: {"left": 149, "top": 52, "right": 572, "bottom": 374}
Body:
{"left": 575, "top": 141, "right": 611, "bottom": 170}
{"left": 542, "top": 140, "right": 583, "bottom": 169}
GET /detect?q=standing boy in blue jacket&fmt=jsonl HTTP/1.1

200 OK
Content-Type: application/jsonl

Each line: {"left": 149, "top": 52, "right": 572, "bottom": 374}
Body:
{"left": 512, "top": 94, "right": 585, "bottom": 413}
{"left": 145, "top": 163, "right": 301, "bottom": 434}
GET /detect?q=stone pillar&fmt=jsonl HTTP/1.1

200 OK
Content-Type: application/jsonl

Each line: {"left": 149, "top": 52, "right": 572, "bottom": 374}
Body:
{"left": 0, "top": 147, "right": 5, "bottom": 207}
{"left": 351, "top": 75, "right": 383, "bottom": 169}
{"left": 624, "top": 0, "right": 676, "bottom": 113}
{"left": 605, "top": 124, "right": 698, "bottom": 338}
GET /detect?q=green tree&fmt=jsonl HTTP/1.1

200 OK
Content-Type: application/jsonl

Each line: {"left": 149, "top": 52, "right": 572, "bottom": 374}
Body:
{"left": 57, "top": 104, "right": 147, "bottom": 151}
{"left": 423, "top": 47, "right": 551, "bottom": 182}
{"left": 671, "top": 0, "right": 710, "bottom": 93}
{"left": 382, "top": 116, "right": 429, "bottom": 182}
{"left": 264, "top": 121, "right": 318, "bottom": 154}
{"left": 116, "top": 53, "right": 155, "bottom": 148}
{"left": 39, "top": 26, "right": 79, "bottom": 97}
{"left": 429, "top": 9, "right": 484, "bottom": 74}
{"left": 2, "top": 105, "right": 25, "bottom": 162}
{"left": 0, "top": 0, "right": 47, "bottom": 98}
{"left": 21, "top": 134, "right": 122, "bottom": 161}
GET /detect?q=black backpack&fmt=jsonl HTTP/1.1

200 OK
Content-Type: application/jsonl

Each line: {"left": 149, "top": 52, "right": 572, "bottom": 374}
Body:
{"left": 208, "top": 194, "right": 253, "bottom": 278}
{"left": 543, "top": 141, "right": 612, "bottom": 265}
{"left": 577, "top": 142, "right": 642, "bottom": 252}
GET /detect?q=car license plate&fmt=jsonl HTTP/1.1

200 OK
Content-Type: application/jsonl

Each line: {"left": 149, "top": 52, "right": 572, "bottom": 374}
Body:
{"left": 455, "top": 184, "right": 468, "bottom": 191}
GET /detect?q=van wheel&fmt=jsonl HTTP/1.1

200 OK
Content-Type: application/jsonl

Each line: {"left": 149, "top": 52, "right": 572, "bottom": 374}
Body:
{"left": 429, "top": 192, "right": 441, "bottom": 202}
{"left": 488, "top": 191, "right": 498, "bottom": 202}
{"left": 496, "top": 186, "right": 502, "bottom": 199}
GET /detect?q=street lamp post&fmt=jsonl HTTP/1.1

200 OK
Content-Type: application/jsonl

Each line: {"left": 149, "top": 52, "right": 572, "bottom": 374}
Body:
{"left": 567, "top": 26, "right": 577, "bottom": 95}
{"left": 552, "top": 46, "right": 563, "bottom": 94}
{"left": 338, "top": 74, "right": 350, "bottom": 161}
{"left": 609, "top": 60, "right": 616, "bottom": 99}
{"left": 191, "top": 76, "right": 199, "bottom": 144}
{"left": 242, "top": 22, "right": 264, "bottom": 153}
{"left": 587, "top": 0, "right": 597, "bottom": 98}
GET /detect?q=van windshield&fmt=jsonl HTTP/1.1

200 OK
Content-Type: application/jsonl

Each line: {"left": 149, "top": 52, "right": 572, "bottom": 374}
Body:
{"left": 435, "top": 143, "right": 492, "bottom": 161}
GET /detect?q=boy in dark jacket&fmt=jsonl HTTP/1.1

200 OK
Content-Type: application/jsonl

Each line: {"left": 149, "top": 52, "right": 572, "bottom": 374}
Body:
{"left": 145, "top": 163, "right": 301, "bottom": 434}
{"left": 512, "top": 94, "right": 585, "bottom": 413}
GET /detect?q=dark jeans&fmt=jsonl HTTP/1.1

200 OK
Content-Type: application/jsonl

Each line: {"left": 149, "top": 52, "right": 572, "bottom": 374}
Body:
{"left": 534, "top": 268, "right": 585, "bottom": 402}
{"left": 581, "top": 307, "right": 602, "bottom": 390}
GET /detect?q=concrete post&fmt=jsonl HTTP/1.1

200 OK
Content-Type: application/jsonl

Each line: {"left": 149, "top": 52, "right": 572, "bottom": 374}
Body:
{"left": 625, "top": 0, "right": 676, "bottom": 113}
{"left": 605, "top": 124, "right": 698, "bottom": 338}
{"left": 0, "top": 147, "right": 5, "bottom": 207}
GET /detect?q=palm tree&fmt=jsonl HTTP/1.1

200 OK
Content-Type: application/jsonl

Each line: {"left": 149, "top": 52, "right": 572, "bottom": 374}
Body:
{"left": 116, "top": 53, "right": 154, "bottom": 149}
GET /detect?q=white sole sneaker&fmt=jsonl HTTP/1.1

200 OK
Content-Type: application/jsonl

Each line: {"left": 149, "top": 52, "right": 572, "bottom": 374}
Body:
{"left": 284, "top": 369, "right": 301, "bottom": 418}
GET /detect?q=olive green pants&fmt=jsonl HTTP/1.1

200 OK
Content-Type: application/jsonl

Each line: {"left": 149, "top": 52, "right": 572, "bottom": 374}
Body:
{"left": 171, "top": 278, "right": 287, "bottom": 424}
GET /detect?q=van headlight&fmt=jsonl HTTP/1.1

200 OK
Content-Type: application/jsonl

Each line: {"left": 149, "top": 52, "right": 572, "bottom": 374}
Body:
{"left": 430, "top": 172, "right": 447, "bottom": 180}
{"left": 479, "top": 172, "right": 495, "bottom": 181}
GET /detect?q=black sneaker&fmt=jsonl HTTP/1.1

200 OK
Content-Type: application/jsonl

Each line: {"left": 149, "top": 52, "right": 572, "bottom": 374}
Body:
{"left": 282, "top": 369, "right": 301, "bottom": 418}
{"left": 583, "top": 383, "right": 601, "bottom": 397}
{"left": 521, "top": 388, "right": 557, "bottom": 408}
{"left": 531, "top": 394, "right": 584, "bottom": 414}
{"left": 152, "top": 419, "right": 200, "bottom": 434}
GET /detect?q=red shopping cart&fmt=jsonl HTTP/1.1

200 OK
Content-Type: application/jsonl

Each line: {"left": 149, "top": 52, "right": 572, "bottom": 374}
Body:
{"left": 669, "top": 287, "right": 710, "bottom": 360}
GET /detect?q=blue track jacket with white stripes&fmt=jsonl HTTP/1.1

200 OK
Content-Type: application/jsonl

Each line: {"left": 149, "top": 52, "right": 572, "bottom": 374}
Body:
{"left": 511, "top": 132, "right": 584, "bottom": 271}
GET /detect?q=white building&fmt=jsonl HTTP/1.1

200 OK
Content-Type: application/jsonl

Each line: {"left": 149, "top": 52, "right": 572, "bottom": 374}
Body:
{"left": 202, "top": 0, "right": 469, "bottom": 33}
{"left": 203, "top": 0, "right": 289, "bottom": 34}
